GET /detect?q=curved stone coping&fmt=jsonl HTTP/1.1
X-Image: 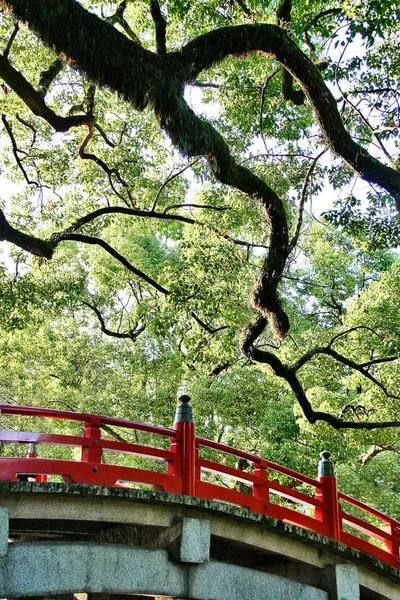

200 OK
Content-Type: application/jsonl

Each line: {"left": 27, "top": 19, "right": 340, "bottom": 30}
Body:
{"left": 1, "top": 481, "right": 399, "bottom": 583}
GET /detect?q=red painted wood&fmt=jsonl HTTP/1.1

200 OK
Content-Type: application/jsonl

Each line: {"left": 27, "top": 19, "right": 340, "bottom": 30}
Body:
{"left": 0, "top": 402, "right": 399, "bottom": 571}
{"left": 341, "top": 509, "right": 393, "bottom": 542}
{"left": 339, "top": 491, "right": 396, "bottom": 524}
{"left": 176, "top": 420, "right": 195, "bottom": 496}
{"left": 0, "top": 404, "right": 176, "bottom": 437}
{"left": 341, "top": 531, "right": 400, "bottom": 570}
{"left": 0, "top": 457, "right": 183, "bottom": 493}
{"left": 316, "top": 475, "right": 340, "bottom": 541}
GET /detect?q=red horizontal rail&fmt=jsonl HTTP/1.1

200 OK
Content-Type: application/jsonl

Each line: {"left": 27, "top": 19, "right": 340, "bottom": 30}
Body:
{"left": 0, "top": 404, "right": 176, "bottom": 438}
{"left": 339, "top": 491, "right": 397, "bottom": 525}
{"left": 196, "top": 436, "right": 322, "bottom": 488}
{"left": 0, "top": 401, "right": 399, "bottom": 571}
{"left": 340, "top": 510, "right": 392, "bottom": 543}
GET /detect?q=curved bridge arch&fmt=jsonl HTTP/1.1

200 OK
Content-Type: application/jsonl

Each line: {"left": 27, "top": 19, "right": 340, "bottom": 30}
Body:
{"left": 0, "top": 484, "right": 399, "bottom": 600}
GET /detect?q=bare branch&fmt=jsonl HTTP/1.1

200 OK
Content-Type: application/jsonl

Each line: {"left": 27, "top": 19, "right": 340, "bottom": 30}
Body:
{"left": 0, "top": 53, "right": 94, "bottom": 132}
{"left": 2, "top": 22, "right": 19, "bottom": 58}
{"left": 303, "top": 8, "right": 344, "bottom": 56}
{"left": 259, "top": 69, "right": 280, "bottom": 151}
{"left": 293, "top": 346, "right": 400, "bottom": 400}
{"left": 163, "top": 203, "right": 230, "bottom": 213}
{"left": 78, "top": 123, "right": 135, "bottom": 206}
{"left": 152, "top": 157, "right": 201, "bottom": 211}
{"left": 15, "top": 114, "right": 37, "bottom": 149}
{"left": 149, "top": 0, "right": 167, "bottom": 54}
{"left": 59, "top": 205, "right": 269, "bottom": 252}
{"left": 56, "top": 232, "right": 171, "bottom": 295}
{"left": 359, "top": 356, "right": 398, "bottom": 368}
{"left": 191, "top": 81, "right": 220, "bottom": 89}
{"left": 289, "top": 149, "right": 326, "bottom": 252}
{"left": 191, "top": 312, "right": 229, "bottom": 334}
{"left": 234, "top": 0, "right": 252, "bottom": 17}
{"left": 242, "top": 325, "right": 400, "bottom": 429}
{"left": 38, "top": 58, "right": 63, "bottom": 97}
{"left": 105, "top": 0, "right": 142, "bottom": 45}
{"left": 82, "top": 300, "right": 146, "bottom": 341}
{"left": 1, "top": 114, "right": 38, "bottom": 186}
{"left": 94, "top": 123, "right": 116, "bottom": 148}
{"left": 327, "top": 325, "right": 384, "bottom": 348}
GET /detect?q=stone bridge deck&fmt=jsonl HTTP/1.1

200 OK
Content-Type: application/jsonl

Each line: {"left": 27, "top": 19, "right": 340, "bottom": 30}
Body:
{"left": 0, "top": 482, "right": 399, "bottom": 600}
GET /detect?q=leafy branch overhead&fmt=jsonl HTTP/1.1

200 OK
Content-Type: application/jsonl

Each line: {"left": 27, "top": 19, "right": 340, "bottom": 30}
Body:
{"left": 0, "top": 0, "right": 400, "bottom": 431}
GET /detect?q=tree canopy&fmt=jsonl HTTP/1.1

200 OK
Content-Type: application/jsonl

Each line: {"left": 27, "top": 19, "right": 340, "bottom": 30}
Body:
{"left": 0, "top": 0, "right": 400, "bottom": 512}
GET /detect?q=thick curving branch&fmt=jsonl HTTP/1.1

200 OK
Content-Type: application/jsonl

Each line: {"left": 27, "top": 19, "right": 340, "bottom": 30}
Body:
{"left": 0, "top": 53, "right": 94, "bottom": 131}
{"left": 177, "top": 25, "right": 400, "bottom": 207}
{"left": 0, "top": 209, "right": 55, "bottom": 258}
{"left": 155, "top": 95, "right": 290, "bottom": 338}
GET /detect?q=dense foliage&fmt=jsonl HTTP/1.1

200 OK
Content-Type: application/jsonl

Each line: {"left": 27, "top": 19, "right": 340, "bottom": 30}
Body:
{"left": 0, "top": 0, "right": 399, "bottom": 513}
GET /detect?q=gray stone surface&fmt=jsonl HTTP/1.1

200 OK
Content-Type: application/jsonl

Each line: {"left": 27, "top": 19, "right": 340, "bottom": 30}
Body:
{"left": 326, "top": 563, "right": 360, "bottom": 600}
{"left": 0, "top": 540, "right": 330, "bottom": 600}
{"left": 0, "top": 483, "right": 398, "bottom": 599}
{"left": 1, "top": 481, "right": 398, "bottom": 582}
{"left": 188, "top": 560, "right": 328, "bottom": 600}
{"left": 0, "top": 542, "right": 186, "bottom": 598}
{"left": 0, "top": 507, "right": 8, "bottom": 557}
{"left": 179, "top": 517, "right": 210, "bottom": 563}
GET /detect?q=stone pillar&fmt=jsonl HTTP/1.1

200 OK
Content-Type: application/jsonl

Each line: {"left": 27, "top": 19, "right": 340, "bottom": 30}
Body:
{"left": 0, "top": 507, "right": 8, "bottom": 557}
{"left": 325, "top": 563, "right": 360, "bottom": 600}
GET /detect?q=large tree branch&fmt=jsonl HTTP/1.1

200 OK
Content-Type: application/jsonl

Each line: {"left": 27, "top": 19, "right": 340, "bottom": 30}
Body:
{"left": 4, "top": 0, "right": 158, "bottom": 111}
{"left": 0, "top": 209, "right": 55, "bottom": 258}
{"left": 52, "top": 232, "right": 171, "bottom": 296}
{"left": 149, "top": 0, "right": 167, "bottom": 54}
{"left": 0, "top": 53, "right": 94, "bottom": 131}
{"left": 177, "top": 26, "right": 400, "bottom": 207}
{"left": 6, "top": 1, "right": 400, "bottom": 207}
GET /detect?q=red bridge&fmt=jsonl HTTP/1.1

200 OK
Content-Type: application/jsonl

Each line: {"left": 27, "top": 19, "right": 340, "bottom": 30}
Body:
{"left": 0, "top": 395, "right": 399, "bottom": 571}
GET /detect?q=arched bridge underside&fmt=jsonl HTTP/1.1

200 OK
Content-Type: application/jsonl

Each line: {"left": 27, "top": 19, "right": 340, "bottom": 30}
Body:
{"left": 0, "top": 483, "right": 399, "bottom": 600}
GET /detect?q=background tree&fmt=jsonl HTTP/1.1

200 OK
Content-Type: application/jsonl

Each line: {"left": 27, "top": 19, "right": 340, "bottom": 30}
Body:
{"left": 0, "top": 0, "right": 400, "bottom": 512}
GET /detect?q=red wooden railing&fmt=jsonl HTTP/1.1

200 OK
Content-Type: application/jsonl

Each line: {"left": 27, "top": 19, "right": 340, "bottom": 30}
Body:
{"left": 0, "top": 396, "right": 399, "bottom": 570}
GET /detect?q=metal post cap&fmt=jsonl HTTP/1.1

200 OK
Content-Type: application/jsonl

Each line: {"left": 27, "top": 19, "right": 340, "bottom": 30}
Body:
{"left": 318, "top": 450, "right": 335, "bottom": 476}
{"left": 174, "top": 394, "right": 194, "bottom": 424}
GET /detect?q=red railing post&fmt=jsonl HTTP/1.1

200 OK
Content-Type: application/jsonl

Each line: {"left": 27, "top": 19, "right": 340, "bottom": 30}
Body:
{"left": 81, "top": 417, "right": 102, "bottom": 464}
{"left": 253, "top": 460, "right": 269, "bottom": 509}
{"left": 384, "top": 522, "right": 400, "bottom": 565}
{"left": 173, "top": 394, "right": 196, "bottom": 496}
{"left": 316, "top": 450, "right": 341, "bottom": 541}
